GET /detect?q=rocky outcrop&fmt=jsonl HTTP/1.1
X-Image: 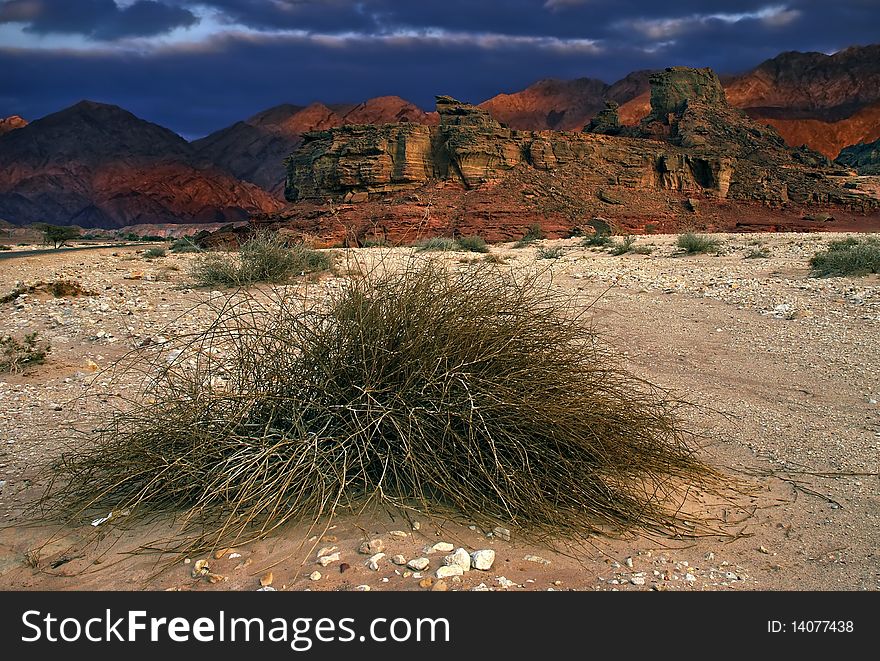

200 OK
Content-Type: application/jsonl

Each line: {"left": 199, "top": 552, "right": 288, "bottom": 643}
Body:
{"left": 288, "top": 71, "right": 860, "bottom": 212}
{"left": 0, "top": 116, "right": 26, "bottom": 136}
{"left": 619, "top": 45, "right": 880, "bottom": 159}
{"left": 584, "top": 102, "right": 621, "bottom": 135}
{"left": 836, "top": 138, "right": 880, "bottom": 175}
{"left": 194, "top": 96, "right": 437, "bottom": 197}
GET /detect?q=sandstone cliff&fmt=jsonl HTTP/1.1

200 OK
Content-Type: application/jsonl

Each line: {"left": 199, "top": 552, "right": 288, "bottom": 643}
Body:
{"left": 275, "top": 68, "right": 875, "bottom": 246}
{"left": 837, "top": 138, "right": 880, "bottom": 175}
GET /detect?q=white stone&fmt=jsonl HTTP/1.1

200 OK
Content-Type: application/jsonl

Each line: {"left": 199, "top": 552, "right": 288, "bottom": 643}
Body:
{"left": 316, "top": 545, "right": 337, "bottom": 557}
{"left": 496, "top": 576, "right": 516, "bottom": 588}
{"left": 630, "top": 577, "right": 646, "bottom": 586}
{"left": 257, "top": 586, "right": 276, "bottom": 592}
{"left": 444, "top": 548, "right": 471, "bottom": 571}
{"left": 471, "top": 583, "right": 490, "bottom": 591}
{"left": 309, "top": 571, "right": 322, "bottom": 581}
{"left": 407, "top": 557, "right": 430, "bottom": 571}
{"left": 492, "top": 526, "right": 511, "bottom": 541}
{"left": 435, "top": 565, "right": 464, "bottom": 579}
{"left": 524, "top": 554, "right": 550, "bottom": 565}
{"left": 318, "top": 552, "right": 340, "bottom": 567}
{"left": 366, "top": 552, "right": 385, "bottom": 571}
{"left": 431, "top": 542, "right": 454, "bottom": 553}
{"left": 355, "top": 585, "right": 371, "bottom": 591}
{"left": 389, "top": 530, "right": 408, "bottom": 538}
{"left": 391, "top": 555, "right": 407, "bottom": 565}
{"left": 471, "top": 549, "right": 495, "bottom": 571}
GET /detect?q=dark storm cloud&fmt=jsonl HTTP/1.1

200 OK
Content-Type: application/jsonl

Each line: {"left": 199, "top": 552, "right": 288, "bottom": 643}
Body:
{"left": 0, "top": 1, "right": 878, "bottom": 138}
{"left": 0, "top": 0, "right": 198, "bottom": 40}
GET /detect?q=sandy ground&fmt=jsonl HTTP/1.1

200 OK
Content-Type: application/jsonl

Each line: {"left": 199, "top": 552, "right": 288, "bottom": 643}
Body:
{"left": 0, "top": 232, "right": 877, "bottom": 592}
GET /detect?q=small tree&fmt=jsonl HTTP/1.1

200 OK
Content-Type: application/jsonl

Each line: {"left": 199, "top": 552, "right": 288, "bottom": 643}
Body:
{"left": 41, "top": 225, "right": 81, "bottom": 249}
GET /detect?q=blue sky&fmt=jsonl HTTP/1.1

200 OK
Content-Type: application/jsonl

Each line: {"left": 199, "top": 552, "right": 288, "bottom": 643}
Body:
{"left": 1, "top": 1, "right": 877, "bottom": 138}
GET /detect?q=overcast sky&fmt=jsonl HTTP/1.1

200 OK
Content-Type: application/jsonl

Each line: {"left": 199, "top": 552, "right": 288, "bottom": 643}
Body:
{"left": 0, "top": 0, "right": 877, "bottom": 139}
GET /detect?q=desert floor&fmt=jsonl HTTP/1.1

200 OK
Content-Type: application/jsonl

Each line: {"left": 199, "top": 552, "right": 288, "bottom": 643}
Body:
{"left": 0, "top": 232, "right": 877, "bottom": 591}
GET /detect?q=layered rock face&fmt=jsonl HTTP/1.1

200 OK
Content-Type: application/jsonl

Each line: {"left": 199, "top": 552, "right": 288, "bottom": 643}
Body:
{"left": 286, "top": 69, "right": 859, "bottom": 212}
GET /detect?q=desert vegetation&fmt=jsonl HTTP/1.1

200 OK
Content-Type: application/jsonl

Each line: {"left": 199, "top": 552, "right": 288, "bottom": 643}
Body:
{"left": 191, "top": 231, "right": 330, "bottom": 287}
{"left": 0, "top": 332, "right": 49, "bottom": 373}
{"left": 41, "top": 258, "right": 713, "bottom": 552}
{"left": 676, "top": 232, "right": 721, "bottom": 255}
{"left": 810, "top": 236, "right": 880, "bottom": 276}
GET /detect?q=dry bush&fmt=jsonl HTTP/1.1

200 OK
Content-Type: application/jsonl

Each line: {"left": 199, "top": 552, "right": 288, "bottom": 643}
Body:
{"left": 810, "top": 236, "right": 880, "bottom": 276}
{"left": 42, "top": 259, "right": 714, "bottom": 552}
{"left": 192, "top": 231, "right": 330, "bottom": 287}
{"left": 1, "top": 332, "right": 49, "bottom": 373}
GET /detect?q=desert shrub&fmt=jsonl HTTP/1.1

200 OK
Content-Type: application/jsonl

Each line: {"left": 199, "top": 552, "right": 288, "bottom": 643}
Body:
{"left": 644, "top": 224, "right": 658, "bottom": 235}
{"left": 483, "top": 253, "right": 506, "bottom": 264}
{"left": 143, "top": 247, "right": 167, "bottom": 259}
{"left": 1, "top": 333, "right": 49, "bottom": 373}
{"left": 809, "top": 236, "right": 880, "bottom": 277}
{"left": 744, "top": 246, "right": 770, "bottom": 259}
{"left": 192, "top": 232, "right": 330, "bottom": 287}
{"left": 0, "top": 245, "right": 11, "bottom": 251}
{"left": 42, "top": 261, "right": 712, "bottom": 552}
{"left": 582, "top": 234, "right": 613, "bottom": 248}
{"left": 677, "top": 232, "right": 721, "bottom": 255}
{"left": 416, "top": 237, "right": 456, "bottom": 252}
{"left": 456, "top": 236, "right": 489, "bottom": 253}
{"left": 610, "top": 236, "right": 636, "bottom": 255}
{"left": 537, "top": 246, "right": 564, "bottom": 260}
{"left": 170, "top": 237, "right": 203, "bottom": 253}
{"left": 513, "top": 224, "right": 545, "bottom": 248}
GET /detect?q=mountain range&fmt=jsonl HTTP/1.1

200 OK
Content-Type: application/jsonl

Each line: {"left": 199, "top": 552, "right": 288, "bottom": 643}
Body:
{"left": 1, "top": 44, "right": 878, "bottom": 229}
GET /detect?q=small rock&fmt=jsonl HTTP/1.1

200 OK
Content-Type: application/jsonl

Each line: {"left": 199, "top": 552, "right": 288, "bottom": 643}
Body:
{"left": 257, "top": 586, "right": 276, "bottom": 592}
{"left": 630, "top": 577, "right": 646, "bottom": 586}
{"left": 471, "top": 583, "right": 490, "bottom": 592}
{"left": 366, "top": 552, "right": 385, "bottom": 571}
{"left": 685, "top": 573, "right": 696, "bottom": 582}
{"left": 431, "top": 542, "right": 454, "bottom": 553}
{"left": 418, "top": 578, "right": 434, "bottom": 589}
{"left": 432, "top": 580, "right": 448, "bottom": 592}
{"left": 444, "top": 548, "right": 471, "bottom": 571}
{"left": 471, "top": 549, "right": 496, "bottom": 571}
{"left": 355, "top": 585, "right": 371, "bottom": 592}
{"left": 435, "top": 565, "right": 464, "bottom": 579}
{"left": 524, "top": 555, "right": 551, "bottom": 565}
{"left": 492, "top": 526, "right": 511, "bottom": 541}
{"left": 318, "top": 552, "right": 340, "bottom": 567}
{"left": 496, "top": 576, "right": 516, "bottom": 589}
{"left": 214, "top": 548, "right": 234, "bottom": 560}
{"left": 391, "top": 554, "right": 407, "bottom": 565}
{"left": 389, "top": 530, "right": 408, "bottom": 538}
{"left": 759, "top": 546, "right": 770, "bottom": 554}
{"left": 339, "top": 563, "right": 350, "bottom": 573}
{"left": 229, "top": 552, "right": 242, "bottom": 559}
{"left": 407, "top": 557, "right": 430, "bottom": 571}
{"left": 704, "top": 552, "right": 715, "bottom": 561}
{"left": 259, "top": 571, "right": 273, "bottom": 587}
{"left": 316, "top": 545, "right": 337, "bottom": 557}
{"left": 412, "top": 521, "right": 421, "bottom": 531}
{"left": 624, "top": 557, "right": 634, "bottom": 568}
{"left": 359, "top": 539, "right": 385, "bottom": 555}
{"left": 191, "top": 559, "right": 210, "bottom": 578}
{"left": 309, "top": 571, "right": 322, "bottom": 581}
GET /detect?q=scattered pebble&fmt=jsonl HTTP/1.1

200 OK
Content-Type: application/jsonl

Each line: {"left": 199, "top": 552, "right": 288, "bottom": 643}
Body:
{"left": 407, "top": 557, "right": 430, "bottom": 571}
{"left": 359, "top": 539, "right": 385, "bottom": 555}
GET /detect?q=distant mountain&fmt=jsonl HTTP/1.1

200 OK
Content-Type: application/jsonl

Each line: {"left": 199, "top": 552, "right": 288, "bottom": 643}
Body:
{"left": 0, "top": 101, "right": 281, "bottom": 228}
{"left": 193, "top": 96, "right": 436, "bottom": 197}
{"left": 619, "top": 45, "right": 880, "bottom": 158}
{"left": 478, "top": 71, "right": 653, "bottom": 131}
{"left": 0, "top": 115, "right": 27, "bottom": 136}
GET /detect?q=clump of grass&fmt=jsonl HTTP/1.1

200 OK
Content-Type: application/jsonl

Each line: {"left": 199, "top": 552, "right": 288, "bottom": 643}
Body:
{"left": 537, "top": 246, "right": 564, "bottom": 260}
{"left": 170, "top": 237, "right": 203, "bottom": 254}
{"left": 192, "top": 231, "right": 330, "bottom": 287}
{"left": 41, "top": 260, "right": 713, "bottom": 552}
{"left": 582, "top": 234, "right": 613, "bottom": 248}
{"left": 416, "top": 237, "right": 456, "bottom": 252}
{"left": 1, "top": 332, "right": 49, "bottom": 373}
{"left": 143, "top": 247, "right": 167, "bottom": 259}
{"left": 610, "top": 236, "right": 653, "bottom": 256}
{"left": 644, "top": 224, "right": 658, "bottom": 235}
{"left": 513, "top": 224, "right": 545, "bottom": 248}
{"left": 744, "top": 246, "right": 770, "bottom": 259}
{"left": 456, "top": 236, "right": 489, "bottom": 253}
{"left": 809, "top": 236, "right": 880, "bottom": 277}
{"left": 676, "top": 232, "right": 721, "bottom": 255}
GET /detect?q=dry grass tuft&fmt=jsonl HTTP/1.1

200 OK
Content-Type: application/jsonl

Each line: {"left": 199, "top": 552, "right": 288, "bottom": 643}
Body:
{"left": 41, "top": 259, "right": 715, "bottom": 552}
